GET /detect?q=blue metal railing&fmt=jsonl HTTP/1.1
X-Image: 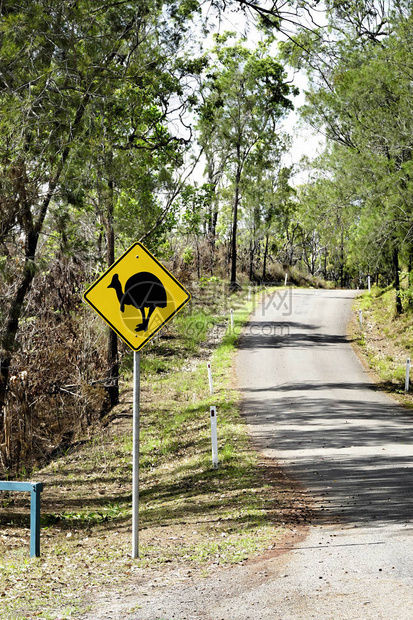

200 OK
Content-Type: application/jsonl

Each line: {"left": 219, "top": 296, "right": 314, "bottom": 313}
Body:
{"left": 0, "top": 481, "right": 44, "bottom": 557}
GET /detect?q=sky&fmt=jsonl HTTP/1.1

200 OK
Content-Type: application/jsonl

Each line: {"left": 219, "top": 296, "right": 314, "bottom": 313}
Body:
{"left": 282, "top": 72, "right": 326, "bottom": 184}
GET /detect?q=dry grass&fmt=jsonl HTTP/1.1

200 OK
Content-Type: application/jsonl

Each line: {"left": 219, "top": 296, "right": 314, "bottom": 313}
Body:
{"left": 0, "top": 281, "right": 312, "bottom": 619}
{"left": 350, "top": 286, "right": 413, "bottom": 406}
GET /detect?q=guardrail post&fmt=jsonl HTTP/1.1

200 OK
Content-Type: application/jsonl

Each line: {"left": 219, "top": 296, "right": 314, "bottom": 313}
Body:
{"left": 1, "top": 481, "right": 44, "bottom": 558}
{"left": 30, "top": 483, "right": 43, "bottom": 558}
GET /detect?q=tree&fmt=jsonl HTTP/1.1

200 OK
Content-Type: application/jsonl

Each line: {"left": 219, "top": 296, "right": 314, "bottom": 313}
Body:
{"left": 241, "top": 143, "right": 295, "bottom": 281}
{"left": 283, "top": 4, "right": 413, "bottom": 303}
{"left": 196, "top": 33, "right": 296, "bottom": 285}
{"left": 0, "top": 0, "right": 200, "bottom": 432}
{"left": 297, "top": 157, "right": 359, "bottom": 286}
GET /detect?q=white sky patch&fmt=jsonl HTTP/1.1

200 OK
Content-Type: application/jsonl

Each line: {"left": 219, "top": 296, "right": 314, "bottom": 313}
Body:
{"left": 284, "top": 71, "right": 325, "bottom": 185}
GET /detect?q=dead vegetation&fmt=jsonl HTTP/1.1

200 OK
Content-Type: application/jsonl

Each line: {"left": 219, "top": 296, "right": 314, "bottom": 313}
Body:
{"left": 0, "top": 281, "right": 312, "bottom": 619}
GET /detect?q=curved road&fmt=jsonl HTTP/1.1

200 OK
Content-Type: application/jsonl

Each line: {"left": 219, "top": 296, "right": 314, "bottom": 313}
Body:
{"left": 112, "top": 288, "right": 413, "bottom": 620}
{"left": 236, "top": 288, "right": 413, "bottom": 619}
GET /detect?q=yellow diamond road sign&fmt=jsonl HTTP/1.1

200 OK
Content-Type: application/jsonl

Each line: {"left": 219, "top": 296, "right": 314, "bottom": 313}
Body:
{"left": 83, "top": 242, "right": 191, "bottom": 351}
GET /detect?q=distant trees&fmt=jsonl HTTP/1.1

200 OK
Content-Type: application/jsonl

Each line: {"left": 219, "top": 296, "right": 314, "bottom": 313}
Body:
{"left": 4, "top": 0, "right": 410, "bottom": 474}
{"left": 283, "top": 2, "right": 413, "bottom": 302}
{"left": 196, "top": 34, "right": 296, "bottom": 285}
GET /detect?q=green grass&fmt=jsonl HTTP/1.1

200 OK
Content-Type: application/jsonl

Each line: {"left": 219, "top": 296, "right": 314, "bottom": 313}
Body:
{"left": 353, "top": 285, "right": 413, "bottom": 398}
{"left": 0, "top": 281, "right": 308, "bottom": 619}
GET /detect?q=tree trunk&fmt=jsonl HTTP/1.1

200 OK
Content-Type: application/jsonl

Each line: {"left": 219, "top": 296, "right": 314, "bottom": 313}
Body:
{"left": 0, "top": 91, "right": 90, "bottom": 425}
{"left": 0, "top": 260, "right": 35, "bottom": 418}
{"left": 230, "top": 155, "right": 242, "bottom": 287}
{"left": 393, "top": 246, "right": 403, "bottom": 314}
{"left": 249, "top": 240, "right": 254, "bottom": 282}
{"left": 210, "top": 209, "right": 218, "bottom": 275}
{"left": 104, "top": 175, "right": 119, "bottom": 411}
{"left": 409, "top": 247, "right": 413, "bottom": 286}
{"left": 311, "top": 232, "right": 317, "bottom": 275}
{"left": 196, "top": 237, "right": 201, "bottom": 280}
{"left": 262, "top": 234, "right": 269, "bottom": 281}
{"left": 0, "top": 171, "right": 76, "bottom": 421}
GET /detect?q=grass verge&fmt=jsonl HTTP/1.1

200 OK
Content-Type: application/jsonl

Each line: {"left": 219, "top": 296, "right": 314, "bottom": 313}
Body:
{"left": 0, "top": 281, "right": 311, "bottom": 619}
{"left": 351, "top": 285, "right": 413, "bottom": 406}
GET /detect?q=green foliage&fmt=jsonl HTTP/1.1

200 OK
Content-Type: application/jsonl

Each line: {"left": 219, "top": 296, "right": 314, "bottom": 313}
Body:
{"left": 182, "top": 245, "right": 195, "bottom": 265}
{"left": 399, "top": 287, "right": 413, "bottom": 310}
{"left": 354, "top": 284, "right": 413, "bottom": 398}
{"left": 292, "top": 5, "right": 413, "bottom": 292}
{"left": 0, "top": 0, "right": 206, "bottom": 475}
{"left": 196, "top": 33, "right": 296, "bottom": 282}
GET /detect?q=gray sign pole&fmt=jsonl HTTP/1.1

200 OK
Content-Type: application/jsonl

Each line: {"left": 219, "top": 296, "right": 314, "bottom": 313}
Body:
{"left": 132, "top": 350, "right": 140, "bottom": 558}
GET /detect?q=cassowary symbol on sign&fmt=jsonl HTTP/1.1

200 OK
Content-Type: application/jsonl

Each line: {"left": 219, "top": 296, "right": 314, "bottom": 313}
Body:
{"left": 108, "top": 272, "right": 167, "bottom": 332}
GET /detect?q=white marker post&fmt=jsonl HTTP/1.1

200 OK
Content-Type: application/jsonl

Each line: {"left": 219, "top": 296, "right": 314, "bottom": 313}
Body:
{"left": 284, "top": 273, "right": 288, "bottom": 286}
{"left": 132, "top": 351, "right": 140, "bottom": 558}
{"left": 405, "top": 358, "right": 411, "bottom": 393}
{"left": 368, "top": 275, "right": 371, "bottom": 292}
{"left": 359, "top": 309, "right": 363, "bottom": 329}
{"left": 207, "top": 361, "right": 214, "bottom": 395}
{"left": 230, "top": 308, "right": 234, "bottom": 332}
{"left": 210, "top": 406, "right": 218, "bottom": 469}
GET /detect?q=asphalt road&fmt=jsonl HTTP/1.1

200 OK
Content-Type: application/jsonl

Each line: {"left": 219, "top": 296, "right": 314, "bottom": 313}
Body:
{"left": 108, "top": 288, "right": 413, "bottom": 620}
{"left": 236, "top": 288, "right": 413, "bottom": 619}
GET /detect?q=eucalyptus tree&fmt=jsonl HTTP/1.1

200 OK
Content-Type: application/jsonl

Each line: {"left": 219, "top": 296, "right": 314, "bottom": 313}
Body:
{"left": 196, "top": 33, "right": 296, "bottom": 285}
{"left": 0, "top": 0, "right": 200, "bottom": 431}
{"left": 297, "top": 157, "right": 359, "bottom": 286}
{"left": 282, "top": 3, "right": 413, "bottom": 305}
{"left": 241, "top": 142, "right": 295, "bottom": 281}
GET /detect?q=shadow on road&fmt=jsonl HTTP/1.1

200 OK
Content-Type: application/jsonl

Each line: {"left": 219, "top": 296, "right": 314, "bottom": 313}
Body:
{"left": 239, "top": 321, "right": 356, "bottom": 349}
{"left": 243, "top": 390, "right": 413, "bottom": 528}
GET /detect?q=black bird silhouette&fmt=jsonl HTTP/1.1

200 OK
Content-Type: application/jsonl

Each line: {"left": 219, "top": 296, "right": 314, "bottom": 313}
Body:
{"left": 108, "top": 272, "right": 167, "bottom": 332}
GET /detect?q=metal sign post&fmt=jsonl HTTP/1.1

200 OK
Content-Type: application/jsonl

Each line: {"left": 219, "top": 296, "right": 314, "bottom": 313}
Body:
{"left": 83, "top": 242, "right": 191, "bottom": 561}
{"left": 132, "top": 351, "right": 140, "bottom": 558}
